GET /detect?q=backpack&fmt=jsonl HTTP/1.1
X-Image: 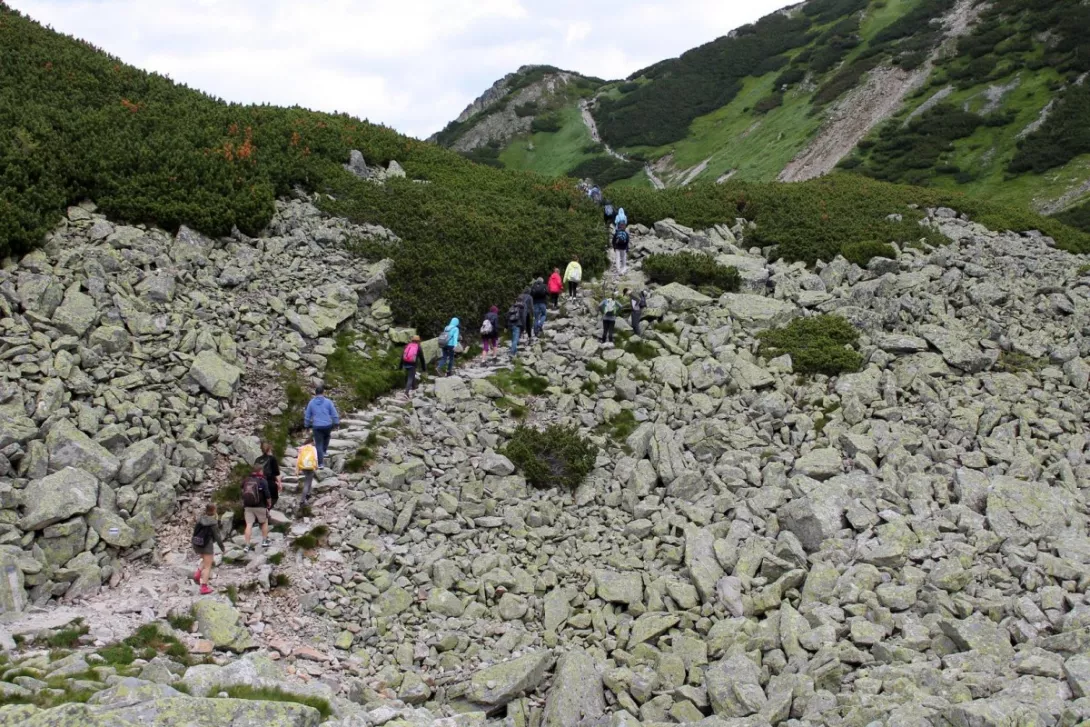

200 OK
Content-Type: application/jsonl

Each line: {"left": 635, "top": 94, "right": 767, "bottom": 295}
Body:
{"left": 437, "top": 331, "right": 450, "bottom": 348}
{"left": 241, "top": 471, "right": 266, "bottom": 507}
{"left": 507, "top": 304, "right": 523, "bottom": 326}
{"left": 191, "top": 522, "right": 212, "bottom": 548}
{"left": 603, "top": 299, "right": 617, "bottom": 316}
{"left": 255, "top": 454, "right": 276, "bottom": 485}
{"left": 637, "top": 291, "right": 647, "bottom": 310}
{"left": 531, "top": 281, "right": 547, "bottom": 299}
{"left": 402, "top": 342, "right": 420, "bottom": 364}
{"left": 480, "top": 318, "right": 494, "bottom": 336}
{"left": 298, "top": 445, "right": 318, "bottom": 471}
{"left": 604, "top": 203, "right": 615, "bottom": 217}
{"left": 568, "top": 264, "right": 581, "bottom": 282}
{"left": 613, "top": 230, "right": 629, "bottom": 248}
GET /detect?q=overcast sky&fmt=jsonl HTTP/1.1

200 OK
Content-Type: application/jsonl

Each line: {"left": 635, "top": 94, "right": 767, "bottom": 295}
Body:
{"left": 11, "top": 0, "right": 797, "bottom": 139}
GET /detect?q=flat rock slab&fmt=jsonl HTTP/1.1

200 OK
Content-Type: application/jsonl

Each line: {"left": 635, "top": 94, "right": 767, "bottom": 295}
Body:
{"left": 719, "top": 293, "right": 797, "bottom": 329}
{"left": 466, "top": 651, "right": 555, "bottom": 706}
{"left": 542, "top": 650, "right": 605, "bottom": 727}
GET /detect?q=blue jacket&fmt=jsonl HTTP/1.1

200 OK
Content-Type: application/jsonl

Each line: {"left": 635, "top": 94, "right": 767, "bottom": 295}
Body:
{"left": 616, "top": 208, "right": 628, "bottom": 225}
{"left": 304, "top": 396, "right": 339, "bottom": 429}
{"left": 444, "top": 318, "right": 461, "bottom": 348}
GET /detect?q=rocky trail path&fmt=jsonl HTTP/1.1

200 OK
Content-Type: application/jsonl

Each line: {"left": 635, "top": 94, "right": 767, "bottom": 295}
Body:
{"left": 580, "top": 99, "right": 666, "bottom": 190}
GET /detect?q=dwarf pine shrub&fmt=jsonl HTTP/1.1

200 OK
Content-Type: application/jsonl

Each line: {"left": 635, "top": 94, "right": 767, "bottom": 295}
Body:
{"left": 504, "top": 424, "right": 598, "bottom": 490}
{"left": 758, "top": 315, "right": 863, "bottom": 377}
{"left": 642, "top": 252, "right": 741, "bottom": 292}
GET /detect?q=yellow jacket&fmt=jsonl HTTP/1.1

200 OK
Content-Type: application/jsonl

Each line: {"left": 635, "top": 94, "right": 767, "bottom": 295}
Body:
{"left": 563, "top": 261, "right": 582, "bottom": 283}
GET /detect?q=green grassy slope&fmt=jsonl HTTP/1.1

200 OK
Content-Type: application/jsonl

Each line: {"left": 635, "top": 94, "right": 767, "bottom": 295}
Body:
{"left": 444, "top": 0, "right": 1090, "bottom": 228}
{"left": 0, "top": 2, "right": 605, "bottom": 334}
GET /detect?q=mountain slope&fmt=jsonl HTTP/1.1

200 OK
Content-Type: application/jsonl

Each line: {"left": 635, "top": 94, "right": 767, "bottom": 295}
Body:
{"left": 436, "top": 0, "right": 1090, "bottom": 227}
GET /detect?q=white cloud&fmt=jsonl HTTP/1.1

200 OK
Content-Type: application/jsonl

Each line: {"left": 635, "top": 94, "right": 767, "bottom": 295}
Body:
{"left": 9, "top": 0, "right": 796, "bottom": 138}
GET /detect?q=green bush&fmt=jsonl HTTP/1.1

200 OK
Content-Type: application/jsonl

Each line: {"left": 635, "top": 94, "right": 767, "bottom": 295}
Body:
{"left": 530, "top": 113, "right": 562, "bottom": 133}
{"left": 841, "top": 241, "right": 896, "bottom": 267}
{"left": 642, "top": 252, "right": 741, "bottom": 291}
{"left": 514, "top": 102, "right": 538, "bottom": 117}
{"left": 503, "top": 424, "right": 598, "bottom": 490}
{"left": 758, "top": 315, "right": 863, "bottom": 376}
{"left": 568, "top": 157, "right": 643, "bottom": 186}
{"left": 323, "top": 332, "right": 403, "bottom": 411}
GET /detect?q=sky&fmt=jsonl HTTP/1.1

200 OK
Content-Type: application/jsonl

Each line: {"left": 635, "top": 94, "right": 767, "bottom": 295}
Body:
{"left": 10, "top": 0, "right": 797, "bottom": 139}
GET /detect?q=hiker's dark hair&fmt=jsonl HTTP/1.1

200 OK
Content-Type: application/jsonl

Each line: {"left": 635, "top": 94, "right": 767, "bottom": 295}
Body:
{"left": 315, "top": 384, "right": 325, "bottom": 395}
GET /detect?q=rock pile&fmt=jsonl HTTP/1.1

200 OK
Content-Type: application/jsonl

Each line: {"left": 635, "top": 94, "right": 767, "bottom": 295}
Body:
{"left": 0, "top": 197, "right": 392, "bottom": 610}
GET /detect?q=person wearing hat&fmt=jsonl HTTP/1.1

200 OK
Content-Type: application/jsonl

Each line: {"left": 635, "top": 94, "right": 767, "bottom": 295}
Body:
{"left": 400, "top": 335, "right": 427, "bottom": 396}
{"left": 303, "top": 383, "right": 340, "bottom": 467}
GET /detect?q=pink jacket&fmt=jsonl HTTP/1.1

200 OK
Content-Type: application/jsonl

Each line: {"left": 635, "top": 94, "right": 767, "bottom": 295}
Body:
{"left": 548, "top": 272, "right": 563, "bottom": 294}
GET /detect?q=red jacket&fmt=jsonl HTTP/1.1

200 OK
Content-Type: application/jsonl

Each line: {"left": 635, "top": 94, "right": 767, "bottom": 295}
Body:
{"left": 548, "top": 272, "right": 563, "bottom": 294}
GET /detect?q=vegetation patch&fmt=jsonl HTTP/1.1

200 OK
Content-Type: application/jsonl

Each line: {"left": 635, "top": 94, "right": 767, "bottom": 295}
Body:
{"left": 215, "top": 684, "right": 332, "bottom": 720}
{"left": 324, "top": 332, "right": 403, "bottom": 412}
{"left": 758, "top": 315, "right": 863, "bottom": 376}
{"left": 166, "top": 609, "right": 196, "bottom": 633}
{"left": 488, "top": 366, "right": 549, "bottom": 397}
{"left": 841, "top": 241, "right": 897, "bottom": 267}
{"left": 504, "top": 424, "right": 598, "bottom": 491}
{"left": 995, "top": 351, "right": 1048, "bottom": 374}
{"left": 292, "top": 525, "right": 330, "bottom": 551}
{"left": 568, "top": 157, "right": 643, "bottom": 186}
{"left": 46, "top": 621, "right": 88, "bottom": 649}
{"left": 642, "top": 252, "right": 741, "bottom": 292}
{"left": 597, "top": 410, "right": 639, "bottom": 445}
{"left": 267, "top": 552, "right": 285, "bottom": 566}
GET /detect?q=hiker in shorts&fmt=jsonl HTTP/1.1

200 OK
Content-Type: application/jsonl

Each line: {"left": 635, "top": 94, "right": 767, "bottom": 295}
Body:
{"left": 564, "top": 256, "right": 582, "bottom": 301}
{"left": 254, "top": 441, "right": 280, "bottom": 509}
{"left": 304, "top": 384, "right": 339, "bottom": 468}
{"left": 600, "top": 292, "right": 619, "bottom": 344}
{"left": 192, "top": 503, "right": 225, "bottom": 596}
{"left": 400, "top": 335, "right": 426, "bottom": 395}
{"left": 481, "top": 306, "right": 500, "bottom": 359}
{"left": 240, "top": 468, "right": 271, "bottom": 552}
{"left": 296, "top": 437, "right": 319, "bottom": 509}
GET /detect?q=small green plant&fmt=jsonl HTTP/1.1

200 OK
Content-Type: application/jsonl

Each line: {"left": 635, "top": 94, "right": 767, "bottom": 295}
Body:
{"left": 503, "top": 424, "right": 598, "bottom": 491}
{"left": 46, "top": 621, "right": 88, "bottom": 649}
{"left": 496, "top": 398, "right": 529, "bottom": 420}
{"left": 215, "top": 685, "right": 332, "bottom": 719}
{"left": 345, "top": 444, "right": 377, "bottom": 473}
{"left": 758, "top": 315, "right": 863, "bottom": 377}
{"left": 586, "top": 360, "right": 619, "bottom": 377}
{"left": 1077, "top": 263, "right": 1090, "bottom": 276}
{"left": 226, "top": 585, "right": 239, "bottom": 606}
{"left": 166, "top": 609, "right": 196, "bottom": 633}
{"left": 623, "top": 339, "right": 660, "bottom": 362}
{"left": 598, "top": 410, "right": 639, "bottom": 444}
{"left": 272, "top": 573, "right": 291, "bottom": 588}
{"left": 291, "top": 524, "right": 330, "bottom": 551}
{"left": 995, "top": 351, "right": 1047, "bottom": 373}
{"left": 97, "top": 642, "right": 136, "bottom": 666}
{"left": 581, "top": 381, "right": 598, "bottom": 396}
{"left": 841, "top": 241, "right": 897, "bottom": 267}
{"left": 642, "top": 252, "right": 740, "bottom": 292}
{"left": 654, "top": 321, "right": 678, "bottom": 334}
{"left": 488, "top": 366, "right": 549, "bottom": 396}
{"left": 267, "top": 552, "right": 285, "bottom": 566}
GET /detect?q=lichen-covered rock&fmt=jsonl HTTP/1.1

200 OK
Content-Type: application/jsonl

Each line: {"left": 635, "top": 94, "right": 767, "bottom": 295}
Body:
{"left": 46, "top": 420, "right": 120, "bottom": 481}
{"left": 117, "top": 439, "right": 165, "bottom": 485}
{"left": 188, "top": 350, "right": 242, "bottom": 398}
{"left": 10, "top": 697, "right": 321, "bottom": 726}
{"left": 192, "top": 598, "right": 254, "bottom": 653}
{"left": 466, "top": 651, "right": 554, "bottom": 706}
{"left": 20, "top": 467, "right": 99, "bottom": 531}
{"left": 87, "top": 508, "right": 135, "bottom": 548}
{"left": 542, "top": 650, "right": 605, "bottom": 727}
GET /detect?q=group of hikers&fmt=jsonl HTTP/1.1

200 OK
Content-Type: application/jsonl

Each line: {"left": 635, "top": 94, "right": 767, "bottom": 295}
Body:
{"left": 191, "top": 386, "right": 339, "bottom": 594}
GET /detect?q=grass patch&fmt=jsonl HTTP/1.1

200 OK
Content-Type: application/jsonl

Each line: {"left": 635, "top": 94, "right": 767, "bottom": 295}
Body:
{"left": 996, "top": 351, "right": 1047, "bottom": 373}
{"left": 325, "top": 332, "right": 404, "bottom": 413}
{"left": 215, "top": 684, "right": 332, "bottom": 720}
{"left": 345, "top": 444, "right": 377, "bottom": 473}
{"left": 226, "top": 585, "right": 239, "bottom": 605}
{"left": 623, "top": 339, "right": 660, "bottom": 362}
{"left": 166, "top": 609, "right": 196, "bottom": 633}
{"left": 272, "top": 573, "right": 291, "bottom": 589}
{"left": 46, "top": 621, "right": 88, "bottom": 649}
{"left": 495, "top": 398, "right": 529, "bottom": 420}
{"left": 1078, "top": 263, "right": 1090, "bottom": 276}
{"left": 653, "top": 321, "right": 678, "bottom": 334}
{"left": 291, "top": 525, "right": 330, "bottom": 551}
{"left": 96, "top": 642, "right": 136, "bottom": 666}
{"left": 581, "top": 381, "right": 598, "bottom": 396}
{"left": 262, "top": 367, "right": 311, "bottom": 462}
{"left": 98, "top": 623, "right": 193, "bottom": 668}
{"left": 267, "top": 552, "right": 285, "bottom": 566}
{"left": 642, "top": 252, "right": 741, "bottom": 292}
{"left": 488, "top": 365, "right": 549, "bottom": 396}
{"left": 758, "top": 315, "right": 863, "bottom": 377}
{"left": 597, "top": 410, "right": 639, "bottom": 445}
{"left": 586, "top": 360, "right": 619, "bottom": 377}
{"left": 503, "top": 424, "right": 598, "bottom": 491}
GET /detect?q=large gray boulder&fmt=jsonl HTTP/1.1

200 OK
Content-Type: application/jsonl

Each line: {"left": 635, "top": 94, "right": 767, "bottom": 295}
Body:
{"left": 657, "top": 283, "right": 713, "bottom": 310}
{"left": 779, "top": 480, "right": 850, "bottom": 552}
{"left": 46, "top": 420, "right": 120, "bottom": 481}
{"left": 188, "top": 350, "right": 242, "bottom": 398}
{"left": 719, "top": 293, "right": 797, "bottom": 329}
{"left": 918, "top": 324, "right": 996, "bottom": 373}
{"left": 51, "top": 287, "right": 99, "bottom": 337}
{"left": 118, "top": 439, "right": 165, "bottom": 485}
{"left": 466, "top": 651, "right": 555, "bottom": 706}
{"left": 21, "top": 468, "right": 99, "bottom": 532}
{"left": 193, "top": 597, "right": 255, "bottom": 653}
{"left": 542, "top": 650, "right": 605, "bottom": 727}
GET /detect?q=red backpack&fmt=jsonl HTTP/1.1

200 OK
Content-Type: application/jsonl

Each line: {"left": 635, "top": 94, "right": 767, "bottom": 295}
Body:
{"left": 402, "top": 342, "right": 420, "bottom": 364}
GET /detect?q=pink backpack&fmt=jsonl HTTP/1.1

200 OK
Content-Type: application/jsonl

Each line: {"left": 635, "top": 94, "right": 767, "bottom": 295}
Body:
{"left": 402, "top": 342, "right": 420, "bottom": 364}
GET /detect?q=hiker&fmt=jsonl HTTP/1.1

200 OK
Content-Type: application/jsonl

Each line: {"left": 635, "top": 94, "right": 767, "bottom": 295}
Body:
{"left": 520, "top": 288, "right": 535, "bottom": 345}
{"left": 400, "top": 335, "right": 426, "bottom": 394}
{"left": 481, "top": 306, "right": 500, "bottom": 359}
{"left": 303, "top": 384, "right": 339, "bottom": 468}
{"left": 531, "top": 277, "right": 548, "bottom": 336}
{"left": 603, "top": 200, "right": 617, "bottom": 227}
{"left": 507, "top": 298, "right": 526, "bottom": 356}
{"left": 296, "top": 436, "right": 319, "bottom": 508}
{"left": 548, "top": 268, "right": 563, "bottom": 309}
{"left": 589, "top": 185, "right": 602, "bottom": 204}
{"left": 254, "top": 441, "right": 281, "bottom": 510}
{"left": 438, "top": 318, "right": 460, "bottom": 376}
{"left": 240, "top": 467, "right": 272, "bottom": 552}
{"left": 612, "top": 223, "right": 631, "bottom": 275}
{"left": 191, "top": 503, "right": 225, "bottom": 596}
{"left": 626, "top": 287, "right": 647, "bottom": 336}
{"left": 615, "top": 207, "right": 628, "bottom": 227}
{"left": 600, "top": 292, "right": 619, "bottom": 344}
{"left": 564, "top": 256, "right": 583, "bottom": 300}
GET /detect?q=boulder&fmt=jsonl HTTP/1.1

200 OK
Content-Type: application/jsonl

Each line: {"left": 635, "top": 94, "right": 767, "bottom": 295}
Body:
{"left": 88, "top": 508, "right": 135, "bottom": 548}
{"left": 467, "top": 651, "right": 555, "bottom": 706}
{"left": 193, "top": 598, "right": 255, "bottom": 653}
{"left": 594, "top": 570, "right": 644, "bottom": 606}
{"left": 0, "top": 551, "right": 27, "bottom": 614}
{"left": 918, "top": 324, "right": 995, "bottom": 373}
{"left": 20, "top": 467, "right": 99, "bottom": 531}
{"left": 720, "top": 294, "right": 797, "bottom": 329}
{"left": 657, "top": 283, "right": 713, "bottom": 310}
{"left": 46, "top": 419, "right": 120, "bottom": 481}
{"left": 188, "top": 350, "right": 242, "bottom": 398}
{"left": 118, "top": 439, "right": 165, "bottom": 485}
{"left": 779, "top": 481, "right": 850, "bottom": 552}
{"left": 15, "top": 697, "right": 322, "bottom": 726}
{"left": 51, "top": 287, "right": 99, "bottom": 337}
{"left": 542, "top": 650, "right": 605, "bottom": 727}
{"left": 706, "top": 654, "right": 767, "bottom": 717}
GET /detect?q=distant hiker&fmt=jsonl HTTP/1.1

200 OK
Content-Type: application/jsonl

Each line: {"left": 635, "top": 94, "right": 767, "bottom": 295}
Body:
{"left": 304, "top": 384, "right": 339, "bottom": 468}
{"left": 612, "top": 223, "right": 631, "bottom": 275}
{"left": 296, "top": 437, "right": 319, "bottom": 509}
{"left": 564, "top": 256, "right": 583, "bottom": 300}
{"left": 603, "top": 200, "right": 617, "bottom": 227}
{"left": 520, "top": 289, "right": 535, "bottom": 344}
{"left": 531, "top": 277, "right": 548, "bottom": 335}
{"left": 240, "top": 467, "right": 271, "bottom": 552}
{"left": 401, "top": 335, "right": 426, "bottom": 394}
{"left": 481, "top": 307, "right": 500, "bottom": 359}
{"left": 438, "top": 317, "right": 460, "bottom": 376}
{"left": 507, "top": 299, "right": 526, "bottom": 356}
{"left": 590, "top": 186, "right": 602, "bottom": 204}
{"left": 192, "top": 503, "right": 225, "bottom": 596}
{"left": 626, "top": 287, "right": 647, "bottom": 336}
{"left": 548, "top": 269, "right": 563, "bottom": 309}
{"left": 254, "top": 441, "right": 280, "bottom": 509}
{"left": 615, "top": 207, "right": 628, "bottom": 226}
{"left": 600, "top": 292, "right": 619, "bottom": 344}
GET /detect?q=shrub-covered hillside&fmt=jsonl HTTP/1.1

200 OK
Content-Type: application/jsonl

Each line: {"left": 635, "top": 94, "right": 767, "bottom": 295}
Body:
{"left": 0, "top": 3, "right": 604, "bottom": 334}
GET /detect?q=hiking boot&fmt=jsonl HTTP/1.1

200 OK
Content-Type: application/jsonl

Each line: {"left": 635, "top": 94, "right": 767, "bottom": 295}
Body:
{"left": 193, "top": 568, "right": 202, "bottom": 584}
{"left": 199, "top": 584, "right": 213, "bottom": 595}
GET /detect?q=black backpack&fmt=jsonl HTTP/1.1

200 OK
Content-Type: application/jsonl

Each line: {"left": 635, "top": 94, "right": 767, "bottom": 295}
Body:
{"left": 507, "top": 304, "right": 523, "bottom": 326}
{"left": 241, "top": 471, "right": 266, "bottom": 507}
{"left": 191, "top": 521, "right": 213, "bottom": 548}
{"left": 256, "top": 454, "right": 276, "bottom": 483}
{"left": 531, "top": 281, "right": 547, "bottom": 300}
